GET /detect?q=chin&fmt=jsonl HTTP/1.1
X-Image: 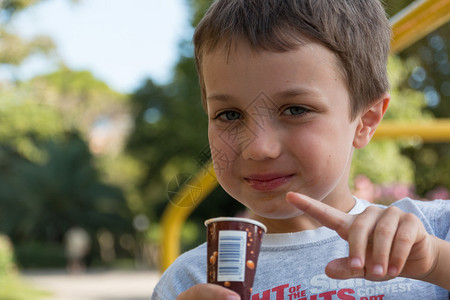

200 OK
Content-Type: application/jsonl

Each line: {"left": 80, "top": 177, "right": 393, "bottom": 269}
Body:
{"left": 253, "top": 207, "right": 304, "bottom": 220}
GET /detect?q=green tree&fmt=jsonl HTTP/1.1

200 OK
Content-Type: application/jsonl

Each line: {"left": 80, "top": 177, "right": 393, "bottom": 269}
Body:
{"left": 0, "top": 67, "right": 138, "bottom": 246}
{"left": 398, "top": 23, "right": 450, "bottom": 197}
{"left": 0, "top": 0, "right": 147, "bottom": 268}
{"left": 0, "top": 132, "right": 132, "bottom": 243}
{"left": 351, "top": 56, "right": 432, "bottom": 186}
{"left": 28, "top": 67, "right": 129, "bottom": 133}
{"left": 126, "top": 57, "right": 209, "bottom": 220}
{"left": 385, "top": 0, "right": 450, "bottom": 197}
{"left": 0, "top": 0, "right": 55, "bottom": 67}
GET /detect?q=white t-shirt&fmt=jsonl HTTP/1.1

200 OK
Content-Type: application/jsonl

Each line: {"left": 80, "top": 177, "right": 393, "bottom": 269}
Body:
{"left": 152, "top": 198, "right": 450, "bottom": 299}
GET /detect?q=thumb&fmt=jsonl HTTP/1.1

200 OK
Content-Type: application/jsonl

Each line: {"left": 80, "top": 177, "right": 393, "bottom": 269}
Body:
{"left": 325, "top": 257, "right": 364, "bottom": 280}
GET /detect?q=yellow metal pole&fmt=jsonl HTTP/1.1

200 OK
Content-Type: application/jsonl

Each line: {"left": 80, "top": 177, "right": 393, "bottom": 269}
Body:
{"left": 390, "top": 0, "right": 450, "bottom": 53}
{"left": 374, "top": 120, "right": 450, "bottom": 142}
{"left": 159, "top": 164, "right": 218, "bottom": 272}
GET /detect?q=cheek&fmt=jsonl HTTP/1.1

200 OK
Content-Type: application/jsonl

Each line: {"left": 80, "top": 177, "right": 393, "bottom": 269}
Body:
{"left": 290, "top": 130, "right": 345, "bottom": 175}
{"left": 208, "top": 126, "right": 238, "bottom": 179}
{"left": 289, "top": 130, "right": 329, "bottom": 159}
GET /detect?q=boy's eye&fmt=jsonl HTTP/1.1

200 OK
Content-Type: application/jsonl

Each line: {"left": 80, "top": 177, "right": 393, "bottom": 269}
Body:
{"left": 216, "top": 111, "right": 242, "bottom": 121}
{"left": 282, "top": 106, "right": 309, "bottom": 116}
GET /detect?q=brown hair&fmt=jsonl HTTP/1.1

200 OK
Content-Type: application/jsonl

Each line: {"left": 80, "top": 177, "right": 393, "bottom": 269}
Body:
{"left": 193, "top": 0, "right": 391, "bottom": 120}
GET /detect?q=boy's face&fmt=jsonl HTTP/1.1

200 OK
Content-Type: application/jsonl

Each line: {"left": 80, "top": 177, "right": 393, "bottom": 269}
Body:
{"left": 203, "top": 41, "right": 361, "bottom": 226}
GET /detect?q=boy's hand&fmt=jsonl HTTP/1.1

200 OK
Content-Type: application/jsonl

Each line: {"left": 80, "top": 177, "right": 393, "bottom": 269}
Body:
{"left": 177, "top": 283, "right": 240, "bottom": 300}
{"left": 286, "top": 192, "right": 450, "bottom": 289}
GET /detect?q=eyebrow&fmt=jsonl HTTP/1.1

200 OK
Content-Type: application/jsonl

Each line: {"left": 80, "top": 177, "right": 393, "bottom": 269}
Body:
{"left": 206, "top": 93, "right": 234, "bottom": 102}
{"left": 206, "top": 93, "right": 235, "bottom": 102}
{"left": 273, "top": 87, "right": 316, "bottom": 100}
{"left": 206, "top": 87, "right": 318, "bottom": 102}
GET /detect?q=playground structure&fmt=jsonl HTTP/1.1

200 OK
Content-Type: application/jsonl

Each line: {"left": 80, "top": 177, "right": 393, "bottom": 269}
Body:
{"left": 159, "top": 0, "right": 450, "bottom": 272}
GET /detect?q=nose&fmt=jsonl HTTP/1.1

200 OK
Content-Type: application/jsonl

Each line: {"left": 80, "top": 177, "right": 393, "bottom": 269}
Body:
{"left": 241, "top": 122, "right": 282, "bottom": 161}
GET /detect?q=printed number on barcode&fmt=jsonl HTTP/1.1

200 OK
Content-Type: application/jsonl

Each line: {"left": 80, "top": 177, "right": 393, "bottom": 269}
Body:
{"left": 217, "top": 230, "right": 247, "bottom": 282}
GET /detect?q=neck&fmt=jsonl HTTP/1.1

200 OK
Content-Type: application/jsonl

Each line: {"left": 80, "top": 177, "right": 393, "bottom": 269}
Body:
{"left": 251, "top": 190, "right": 356, "bottom": 234}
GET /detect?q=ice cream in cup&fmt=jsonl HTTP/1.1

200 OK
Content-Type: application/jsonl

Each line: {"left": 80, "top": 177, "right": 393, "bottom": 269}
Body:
{"left": 205, "top": 217, "right": 267, "bottom": 300}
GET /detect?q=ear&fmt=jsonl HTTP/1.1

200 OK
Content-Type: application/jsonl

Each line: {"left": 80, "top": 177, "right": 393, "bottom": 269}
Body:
{"left": 353, "top": 93, "right": 390, "bottom": 149}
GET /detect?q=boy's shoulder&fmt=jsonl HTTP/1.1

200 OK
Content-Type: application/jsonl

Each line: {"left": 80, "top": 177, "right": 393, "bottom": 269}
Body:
{"left": 389, "top": 197, "right": 449, "bottom": 219}
{"left": 355, "top": 196, "right": 449, "bottom": 216}
{"left": 162, "top": 242, "right": 207, "bottom": 279}
{"left": 390, "top": 197, "right": 449, "bottom": 209}
{"left": 353, "top": 197, "right": 450, "bottom": 240}
{"left": 175, "top": 242, "right": 207, "bottom": 265}
{"left": 152, "top": 243, "right": 206, "bottom": 300}
{"left": 391, "top": 197, "right": 450, "bottom": 239}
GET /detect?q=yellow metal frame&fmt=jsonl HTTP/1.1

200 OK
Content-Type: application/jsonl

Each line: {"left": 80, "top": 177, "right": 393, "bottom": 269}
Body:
{"left": 375, "top": 120, "right": 450, "bottom": 142}
{"left": 159, "top": 0, "right": 450, "bottom": 272}
{"left": 390, "top": 0, "right": 450, "bottom": 53}
{"left": 160, "top": 164, "right": 218, "bottom": 271}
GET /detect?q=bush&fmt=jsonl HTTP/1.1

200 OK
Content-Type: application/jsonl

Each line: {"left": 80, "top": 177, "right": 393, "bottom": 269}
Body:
{"left": 0, "top": 235, "right": 50, "bottom": 299}
{"left": 14, "top": 242, "right": 66, "bottom": 269}
{"left": 0, "top": 234, "right": 16, "bottom": 277}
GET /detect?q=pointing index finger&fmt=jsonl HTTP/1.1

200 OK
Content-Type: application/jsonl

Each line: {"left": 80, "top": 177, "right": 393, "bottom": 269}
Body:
{"left": 286, "top": 192, "right": 354, "bottom": 237}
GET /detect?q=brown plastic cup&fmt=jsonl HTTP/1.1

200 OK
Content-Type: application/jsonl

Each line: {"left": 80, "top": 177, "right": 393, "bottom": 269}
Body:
{"left": 205, "top": 217, "right": 267, "bottom": 300}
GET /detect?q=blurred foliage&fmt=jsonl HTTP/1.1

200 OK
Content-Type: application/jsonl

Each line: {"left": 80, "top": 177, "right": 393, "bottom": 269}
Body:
{"left": 402, "top": 27, "right": 449, "bottom": 113}
{"left": 0, "top": 0, "right": 55, "bottom": 67}
{"left": 398, "top": 23, "right": 450, "bottom": 196}
{"left": 350, "top": 56, "right": 432, "bottom": 186}
{"left": 14, "top": 242, "right": 66, "bottom": 268}
{"left": 0, "top": 67, "right": 134, "bottom": 243}
{"left": 125, "top": 59, "right": 209, "bottom": 221}
{"left": 97, "top": 154, "right": 146, "bottom": 214}
{"left": 384, "top": 1, "right": 450, "bottom": 196}
{"left": 1, "top": 0, "right": 40, "bottom": 20}
{"left": 26, "top": 67, "right": 129, "bottom": 136}
{"left": 0, "top": 133, "right": 132, "bottom": 243}
{"left": 0, "top": 0, "right": 138, "bottom": 267}
{"left": 0, "top": 235, "right": 50, "bottom": 299}
{"left": 0, "top": 28, "right": 54, "bottom": 65}
{"left": 0, "top": 234, "right": 16, "bottom": 277}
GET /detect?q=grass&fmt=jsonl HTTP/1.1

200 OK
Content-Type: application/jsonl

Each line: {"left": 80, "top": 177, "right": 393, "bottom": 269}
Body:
{"left": 0, "top": 275, "right": 52, "bottom": 300}
{"left": 0, "top": 235, "right": 52, "bottom": 299}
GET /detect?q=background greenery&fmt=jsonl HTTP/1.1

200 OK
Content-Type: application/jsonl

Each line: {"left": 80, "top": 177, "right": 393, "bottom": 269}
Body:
{"left": 0, "top": 0, "right": 448, "bottom": 281}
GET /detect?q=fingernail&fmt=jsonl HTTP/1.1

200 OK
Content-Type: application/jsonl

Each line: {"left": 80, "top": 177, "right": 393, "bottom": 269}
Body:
{"left": 388, "top": 266, "right": 398, "bottom": 276}
{"left": 372, "top": 264, "right": 384, "bottom": 276}
{"left": 350, "top": 257, "right": 362, "bottom": 269}
{"left": 227, "top": 295, "right": 240, "bottom": 300}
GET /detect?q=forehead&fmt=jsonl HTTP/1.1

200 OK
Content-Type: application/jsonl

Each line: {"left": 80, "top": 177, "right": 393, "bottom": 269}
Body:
{"left": 202, "top": 40, "right": 346, "bottom": 97}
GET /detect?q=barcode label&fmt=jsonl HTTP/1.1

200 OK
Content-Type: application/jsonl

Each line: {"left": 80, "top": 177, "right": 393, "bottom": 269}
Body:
{"left": 217, "top": 230, "right": 247, "bottom": 282}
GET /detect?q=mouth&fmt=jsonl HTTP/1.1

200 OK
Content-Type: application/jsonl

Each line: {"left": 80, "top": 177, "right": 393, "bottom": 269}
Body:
{"left": 244, "top": 174, "right": 294, "bottom": 191}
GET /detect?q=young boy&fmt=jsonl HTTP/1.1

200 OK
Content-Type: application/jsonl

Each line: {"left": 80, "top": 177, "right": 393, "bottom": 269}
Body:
{"left": 152, "top": 0, "right": 450, "bottom": 299}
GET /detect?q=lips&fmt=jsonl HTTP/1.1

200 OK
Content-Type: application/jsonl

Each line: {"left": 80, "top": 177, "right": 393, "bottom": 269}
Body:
{"left": 244, "top": 173, "right": 294, "bottom": 191}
